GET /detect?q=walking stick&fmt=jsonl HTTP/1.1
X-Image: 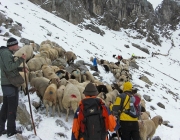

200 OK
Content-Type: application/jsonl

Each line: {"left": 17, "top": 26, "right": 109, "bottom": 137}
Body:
{"left": 23, "top": 60, "right": 37, "bottom": 135}
{"left": 116, "top": 130, "right": 120, "bottom": 140}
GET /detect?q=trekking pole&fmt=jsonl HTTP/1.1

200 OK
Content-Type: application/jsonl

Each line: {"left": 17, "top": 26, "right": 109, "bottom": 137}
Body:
{"left": 23, "top": 60, "right": 37, "bottom": 135}
{"left": 116, "top": 130, "right": 120, "bottom": 140}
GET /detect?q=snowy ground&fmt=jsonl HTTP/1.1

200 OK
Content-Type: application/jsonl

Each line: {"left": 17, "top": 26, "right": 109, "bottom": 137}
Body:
{"left": 0, "top": 0, "right": 180, "bottom": 139}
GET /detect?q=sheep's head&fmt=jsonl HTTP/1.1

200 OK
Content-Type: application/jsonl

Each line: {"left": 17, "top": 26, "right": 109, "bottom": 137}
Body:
{"left": 49, "top": 78, "right": 60, "bottom": 87}
{"left": 29, "top": 71, "right": 37, "bottom": 81}
{"left": 60, "top": 78, "right": 68, "bottom": 86}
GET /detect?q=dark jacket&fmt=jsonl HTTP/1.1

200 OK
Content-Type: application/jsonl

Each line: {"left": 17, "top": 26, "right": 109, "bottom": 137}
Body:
{"left": 0, "top": 46, "right": 24, "bottom": 85}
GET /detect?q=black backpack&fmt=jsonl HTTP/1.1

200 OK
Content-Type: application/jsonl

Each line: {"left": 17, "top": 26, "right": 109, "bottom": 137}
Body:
{"left": 79, "top": 98, "right": 107, "bottom": 140}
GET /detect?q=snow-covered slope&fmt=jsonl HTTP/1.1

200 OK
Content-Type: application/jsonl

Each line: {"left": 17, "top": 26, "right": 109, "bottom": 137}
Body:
{"left": 0, "top": 0, "right": 180, "bottom": 140}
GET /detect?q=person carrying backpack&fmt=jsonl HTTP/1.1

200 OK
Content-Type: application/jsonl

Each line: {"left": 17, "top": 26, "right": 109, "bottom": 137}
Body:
{"left": 71, "top": 82, "right": 117, "bottom": 140}
{"left": 112, "top": 82, "right": 141, "bottom": 140}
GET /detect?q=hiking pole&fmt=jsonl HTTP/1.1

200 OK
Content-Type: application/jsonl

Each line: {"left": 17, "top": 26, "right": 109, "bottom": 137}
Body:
{"left": 23, "top": 59, "right": 37, "bottom": 135}
{"left": 116, "top": 130, "right": 120, "bottom": 140}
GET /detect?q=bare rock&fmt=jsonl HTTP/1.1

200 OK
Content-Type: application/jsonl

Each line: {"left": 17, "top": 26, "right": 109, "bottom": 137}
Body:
{"left": 139, "top": 75, "right": 153, "bottom": 85}
{"left": 55, "top": 119, "right": 69, "bottom": 130}
{"left": 157, "top": 102, "right": 165, "bottom": 109}
{"left": 17, "top": 103, "right": 32, "bottom": 129}
{"left": 143, "top": 95, "right": 152, "bottom": 102}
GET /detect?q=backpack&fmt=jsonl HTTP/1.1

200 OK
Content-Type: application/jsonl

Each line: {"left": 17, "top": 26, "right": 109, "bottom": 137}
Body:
{"left": 79, "top": 98, "right": 108, "bottom": 140}
{"left": 124, "top": 94, "right": 141, "bottom": 118}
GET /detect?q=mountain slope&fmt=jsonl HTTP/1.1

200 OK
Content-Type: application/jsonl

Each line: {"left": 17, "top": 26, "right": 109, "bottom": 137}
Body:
{"left": 0, "top": 0, "right": 180, "bottom": 140}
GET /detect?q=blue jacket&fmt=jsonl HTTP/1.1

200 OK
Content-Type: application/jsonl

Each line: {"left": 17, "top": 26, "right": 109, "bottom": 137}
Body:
{"left": 93, "top": 58, "right": 97, "bottom": 66}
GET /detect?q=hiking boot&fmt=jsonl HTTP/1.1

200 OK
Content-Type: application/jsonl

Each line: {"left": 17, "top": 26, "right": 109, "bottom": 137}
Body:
{"left": 0, "top": 130, "right": 7, "bottom": 136}
{"left": 7, "top": 130, "right": 22, "bottom": 137}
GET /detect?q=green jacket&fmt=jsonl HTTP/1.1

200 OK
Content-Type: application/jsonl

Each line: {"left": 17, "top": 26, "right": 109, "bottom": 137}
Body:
{"left": 0, "top": 46, "right": 24, "bottom": 85}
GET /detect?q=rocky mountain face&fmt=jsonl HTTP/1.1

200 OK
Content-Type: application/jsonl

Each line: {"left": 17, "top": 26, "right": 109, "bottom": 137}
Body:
{"left": 27, "top": 0, "right": 180, "bottom": 46}
{"left": 29, "top": 0, "right": 155, "bottom": 30}
{"left": 155, "top": 0, "right": 180, "bottom": 29}
{"left": 0, "top": 0, "right": 179, "bottom": 46}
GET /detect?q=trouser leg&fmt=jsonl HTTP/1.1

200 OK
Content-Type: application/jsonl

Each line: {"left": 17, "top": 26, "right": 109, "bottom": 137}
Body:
{"left": 0, "top": 96, "right": 8, "bottom": 131}
{"left": 94, "top": 66, "right": 98, "bottom": 72}
{"left": 7, "top": 94, "right": 18, "bottom": 134}
{"left": 131, "top": 121, "right": 140, "bottom": 140}
{"left": 120, "top": 121, "right": 131, "bottom": 140}
{"left": 1, "top": 85, "right": 19, "bottom": 134}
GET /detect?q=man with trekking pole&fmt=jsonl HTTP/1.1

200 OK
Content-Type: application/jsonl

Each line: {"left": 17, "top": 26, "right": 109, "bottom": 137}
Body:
{"left": 0, "top": 37, "right": 27, "bottom": 137}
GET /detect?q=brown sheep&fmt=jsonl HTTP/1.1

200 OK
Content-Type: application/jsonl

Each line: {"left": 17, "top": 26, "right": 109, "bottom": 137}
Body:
{"left": 138, "top": 115, "right": 163, "bottom": 140}
{"left": 43, "top": 78, "right": 60, "bottom": 117}
{"left": 64, "top": 51, "right": 77, "bottom": 65}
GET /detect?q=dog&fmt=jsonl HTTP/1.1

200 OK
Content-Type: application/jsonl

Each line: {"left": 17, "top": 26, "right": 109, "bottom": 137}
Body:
{"left": 138, "top": 115, "right": 163, "bottom": 140}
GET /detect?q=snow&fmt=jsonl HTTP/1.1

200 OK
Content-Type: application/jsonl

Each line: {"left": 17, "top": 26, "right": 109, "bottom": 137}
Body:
{"left": 0, "top": 0, "right": 180, "bottom": 140}
{"left": 149, "top": 0, "right": 163, "bottom": 9}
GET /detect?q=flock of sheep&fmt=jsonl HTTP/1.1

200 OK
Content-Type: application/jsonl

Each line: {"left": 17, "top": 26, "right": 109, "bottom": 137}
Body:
{"left": 14, "top": 40, "right": 163, "bottom": 140}
{"left": 90, "top": 55, "right": 163, "bottom": 140}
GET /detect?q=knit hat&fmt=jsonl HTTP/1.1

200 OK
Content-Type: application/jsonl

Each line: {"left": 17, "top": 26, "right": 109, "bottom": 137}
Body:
{"left": 123, "top": 82, "right": 133, "bottom": 92}
{"left": 83, "top": 82, "right": 98, "bottom": 96}
{"left": 7, "top": 37, "right": 18, "bottom": 47}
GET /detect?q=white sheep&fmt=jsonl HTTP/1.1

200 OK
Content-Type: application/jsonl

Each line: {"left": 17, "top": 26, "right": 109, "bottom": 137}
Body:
{"left": 56, "top": 85, "right": 65, "bottom": 111}
{"left": 71, "top": 69, "right": 81, "bottom": 83}
{"left": 41, "top": 64, "right": 59, "bottom": 80}
{"left": 62, "top": 82, "right": 81, "bottom": 122}
{"left": 14, "top": 43, "right": 37, "bottom": 62}
{"left": 27, "top": 56, "right": 51, "bottom": 71}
